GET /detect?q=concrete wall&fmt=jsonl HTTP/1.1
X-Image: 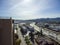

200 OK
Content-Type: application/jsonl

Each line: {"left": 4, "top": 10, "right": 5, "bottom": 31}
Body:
{"left": 0, "top": 19, "right": 13, "bottom": 45}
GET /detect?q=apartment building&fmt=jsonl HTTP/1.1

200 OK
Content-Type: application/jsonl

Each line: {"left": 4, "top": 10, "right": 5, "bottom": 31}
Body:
{"left": 0, "top": 18, "right": 14, "bottom": 45}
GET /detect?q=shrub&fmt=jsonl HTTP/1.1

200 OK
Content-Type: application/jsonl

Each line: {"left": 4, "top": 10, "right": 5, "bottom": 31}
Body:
{"left": 25, "top": 36, "right": 32, "bottom": 45}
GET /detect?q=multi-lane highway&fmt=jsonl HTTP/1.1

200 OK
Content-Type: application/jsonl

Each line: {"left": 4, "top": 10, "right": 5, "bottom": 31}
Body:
{"left": 30, "top": 23, "right": 60, "bottom": 44}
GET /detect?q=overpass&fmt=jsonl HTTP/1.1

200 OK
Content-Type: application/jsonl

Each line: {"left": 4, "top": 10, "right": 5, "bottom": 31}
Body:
{"left": 30, "top": 23, "right": 60, "bottom": 44}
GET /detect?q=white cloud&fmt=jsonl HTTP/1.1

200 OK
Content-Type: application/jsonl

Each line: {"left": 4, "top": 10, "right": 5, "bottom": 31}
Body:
{"left": 8, "top": 0, "right": 57, "bottom": 20}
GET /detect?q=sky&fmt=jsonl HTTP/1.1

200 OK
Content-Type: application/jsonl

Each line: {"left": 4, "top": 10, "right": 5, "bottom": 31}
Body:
{"left": 0, "top": 0, "right": 60, "bottom": 20}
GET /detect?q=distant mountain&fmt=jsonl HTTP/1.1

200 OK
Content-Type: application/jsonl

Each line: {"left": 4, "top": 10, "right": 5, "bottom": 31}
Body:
{"left": 27, "top": 17, "right": 60, "bottom": 22}
{"left": 14, "top": 17, "right": 60, "bottom": 23}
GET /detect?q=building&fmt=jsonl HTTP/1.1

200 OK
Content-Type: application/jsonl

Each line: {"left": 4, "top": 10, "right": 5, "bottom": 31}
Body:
{"left": 0, "top": 18, "right": 14, "bottom": 45}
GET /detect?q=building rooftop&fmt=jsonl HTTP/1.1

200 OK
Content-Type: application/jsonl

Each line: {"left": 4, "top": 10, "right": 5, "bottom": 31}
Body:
{"left": 0, "top": 17, "right": 11, "bottom": 19}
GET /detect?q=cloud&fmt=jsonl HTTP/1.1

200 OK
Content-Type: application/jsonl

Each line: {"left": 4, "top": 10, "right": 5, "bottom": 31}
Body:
{"left": 8, "top": 0, "right": 60, "bottom": 20}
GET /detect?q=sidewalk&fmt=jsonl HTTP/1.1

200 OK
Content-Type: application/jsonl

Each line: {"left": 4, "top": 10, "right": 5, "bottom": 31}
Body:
{"left": 17, "top": 28, "right": 27, "bottom": 45}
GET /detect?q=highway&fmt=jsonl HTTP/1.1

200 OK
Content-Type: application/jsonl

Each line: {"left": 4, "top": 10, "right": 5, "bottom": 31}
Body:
{"left": 30, "top": 23, "right": 60, "bottom": 44}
